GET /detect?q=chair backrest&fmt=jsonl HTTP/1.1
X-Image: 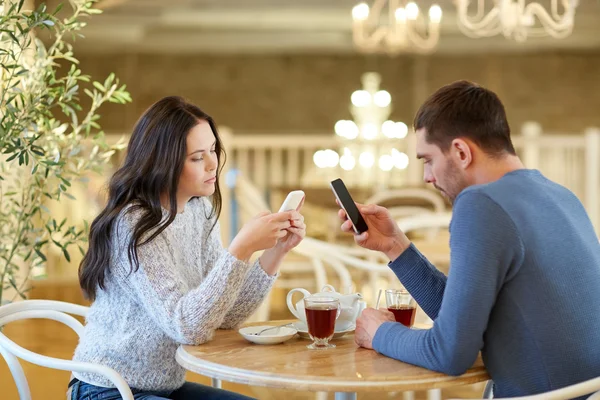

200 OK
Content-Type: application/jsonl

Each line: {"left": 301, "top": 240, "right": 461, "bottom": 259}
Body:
{"left": 292, "top": 237, "right": 393, "bottom": 304}
{"left": 229, "top": 171, "right": 270, "bottom": 223}
{"left": 0, "top": 300, "right": 134, "bottom": 400}
{"left": 397, "top": 212, "right": 452, "bottom": 233}
{"left": 366, "top": 188, "right": 447, "bottom": 213}
{"left": 450, "top": 377, "right": 600, "bottom": 400}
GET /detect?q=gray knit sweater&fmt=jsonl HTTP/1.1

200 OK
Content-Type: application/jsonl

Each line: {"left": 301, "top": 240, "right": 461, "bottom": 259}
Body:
{"left": 72, "top": 197, "right": 276, "bottom": 391}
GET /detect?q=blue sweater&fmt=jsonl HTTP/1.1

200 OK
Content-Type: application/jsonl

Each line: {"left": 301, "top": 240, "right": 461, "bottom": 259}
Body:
{"left": 373, "top": 169, "right": 600, "bottom": 397}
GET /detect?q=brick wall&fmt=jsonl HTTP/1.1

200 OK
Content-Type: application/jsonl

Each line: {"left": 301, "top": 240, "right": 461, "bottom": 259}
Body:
{"left": 78, "top": 52, "right": 600, "bottom": 135}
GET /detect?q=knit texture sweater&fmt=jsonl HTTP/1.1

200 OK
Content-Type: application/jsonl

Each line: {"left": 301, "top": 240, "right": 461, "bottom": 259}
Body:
{"left": 73, "top": 197, "right": 276, "bottom": 391}
{"left": 374, "top": 169, "right": 600, "bottom": 398}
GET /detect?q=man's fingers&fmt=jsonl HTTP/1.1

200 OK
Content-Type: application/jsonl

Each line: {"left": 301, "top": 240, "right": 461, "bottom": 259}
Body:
{"left": 354, "top": 231, "right": 369, "bottom": 243}
{"left": 341, "top": 220, "right": 355, "bottom": 232}
{"left": 358, "top": 203, "right": 378, "bottom": 215}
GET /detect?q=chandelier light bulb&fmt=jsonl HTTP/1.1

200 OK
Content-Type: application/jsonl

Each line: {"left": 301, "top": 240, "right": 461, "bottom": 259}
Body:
{"left": 379, "top": 154, "right": 394, "bottom": 171}
{"left": 351, "top": 90, "right": 371, "bottom": 107}
{"left": 382, "top": 120, "right": 397, "bottom": 138}
{"left": 429, "top": 5, "right": 442, "bottom": 24}
{"left": 340, "top": 154, "right": 356, "bottom": 170}
{"left": 346, "top": 121, "right": 359, "bottom": 139}
{"left": 313, "top": 150, "right": 327, "bottom": 169}
{"left": 395, "top": 7, "right": 406, "bottom": 22}
{"left": 396, "top": 122, "right": 408, "bottom": 138}
{"left": 405, "top": 2, "right": 419, "bottom": 21}
{"left": 373, "top": 90, "right": 391, "bottom": 107}
{"left": 323, "top": 149, "right": 340, "bottom": 168}
{"left": 334, "top": 120, "right": 346, "bottom": 137}
{"left": 359, "top": 151, "right": 375, "bottom": 168}
{"left": 352, "top": 3, "right": 370, "bottom": 21}
{"left": 391, "top": 149, "right": 409, "bottom": 169}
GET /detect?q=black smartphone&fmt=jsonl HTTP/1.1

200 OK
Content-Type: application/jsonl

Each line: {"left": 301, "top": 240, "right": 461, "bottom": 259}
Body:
{"left": 330, "top": 178, "right": 369, "bottom": 234}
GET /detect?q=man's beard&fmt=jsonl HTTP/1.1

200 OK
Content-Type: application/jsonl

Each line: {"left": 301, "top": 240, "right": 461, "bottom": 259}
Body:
{"left": 434, "top": 161, "right": 466, "bottom": 204}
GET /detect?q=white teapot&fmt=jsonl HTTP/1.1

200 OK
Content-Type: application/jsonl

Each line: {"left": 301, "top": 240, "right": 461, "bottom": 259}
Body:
{"left": 286, "top": 284, "right": 367, "bottom": 331}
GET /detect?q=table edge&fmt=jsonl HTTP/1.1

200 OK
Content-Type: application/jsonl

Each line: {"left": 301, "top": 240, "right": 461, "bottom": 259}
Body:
{"left": 176, "top": 346, "right": 489, "bottom": 392}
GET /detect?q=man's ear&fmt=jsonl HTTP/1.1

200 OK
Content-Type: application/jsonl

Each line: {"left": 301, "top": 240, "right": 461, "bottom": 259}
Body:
{"left": 450, "top": 138, "right": 473, "bottom": 169}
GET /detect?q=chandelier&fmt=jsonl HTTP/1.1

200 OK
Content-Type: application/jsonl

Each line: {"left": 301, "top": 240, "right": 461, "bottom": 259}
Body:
{"left": 313, "top": 72, "right": 410, "bottom": 173}
{"left": 455, "top": 0, "right": 579, "bottom": 42}
{"left": 351, "top": 1, "right": 443, "bottom": 54}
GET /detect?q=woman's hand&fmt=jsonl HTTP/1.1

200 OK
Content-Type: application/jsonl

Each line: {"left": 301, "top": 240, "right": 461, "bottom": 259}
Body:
{"left": 273, "top": 211, "right": 306, "bottom": 253}
{"left": 259, "top": 210, "right": 306, "bottom": 276}
{"left": 229, "top": 210, "right": 296, "bottom": 261}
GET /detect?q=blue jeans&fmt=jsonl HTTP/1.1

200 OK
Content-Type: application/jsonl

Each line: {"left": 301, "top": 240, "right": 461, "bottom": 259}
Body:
{"left": 68, "top": 379, "right": 256, "bottom": 400}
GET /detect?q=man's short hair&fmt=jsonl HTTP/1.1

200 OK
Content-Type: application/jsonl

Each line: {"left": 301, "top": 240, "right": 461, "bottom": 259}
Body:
{"left": 414, "top": 80, "right": 516, "bottom": 156}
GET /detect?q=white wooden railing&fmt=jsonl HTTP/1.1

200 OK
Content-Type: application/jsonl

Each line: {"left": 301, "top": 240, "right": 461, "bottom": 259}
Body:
{"left": 218, "top": 122, "right": 600, "bottom": 243}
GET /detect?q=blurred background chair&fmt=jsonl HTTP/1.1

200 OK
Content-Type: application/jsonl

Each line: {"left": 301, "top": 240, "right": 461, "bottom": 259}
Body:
{"left": 450, "top": 377, "right": 600, "bottom": 400}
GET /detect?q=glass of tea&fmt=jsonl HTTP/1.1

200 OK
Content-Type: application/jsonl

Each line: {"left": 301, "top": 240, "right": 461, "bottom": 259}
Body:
{"left": 385, "top": 289, "right": 417, "bottom": 327}
{"left": 304, "top": 296, "right": 341, "bottom": 350}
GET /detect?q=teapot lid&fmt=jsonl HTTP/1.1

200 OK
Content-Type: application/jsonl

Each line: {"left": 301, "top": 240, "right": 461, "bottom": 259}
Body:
{"left": 310, "top": 285, "right": 362, "bottom": 301}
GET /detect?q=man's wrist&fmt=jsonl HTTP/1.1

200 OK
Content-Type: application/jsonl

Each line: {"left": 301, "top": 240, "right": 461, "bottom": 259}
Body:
{"left": 383, "top": 238, "right": 411, "bottom": 261}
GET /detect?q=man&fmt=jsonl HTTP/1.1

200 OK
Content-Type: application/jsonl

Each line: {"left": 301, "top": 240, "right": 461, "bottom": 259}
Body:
{"left": 338, "top": 80, "right": 600, "bottom": 398}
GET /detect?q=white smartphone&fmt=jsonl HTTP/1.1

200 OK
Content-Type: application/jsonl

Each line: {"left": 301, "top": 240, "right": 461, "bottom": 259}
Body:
{"left": 278, "top": 190, "right": 305, "bottom": 212}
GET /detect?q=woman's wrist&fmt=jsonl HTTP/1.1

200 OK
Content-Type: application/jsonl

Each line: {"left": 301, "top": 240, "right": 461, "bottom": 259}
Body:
{"left": 258, "top": 247, "right": 285, "bottom": 276}
{"left": 229, "top": 239, "right": 253, "bottom": 262}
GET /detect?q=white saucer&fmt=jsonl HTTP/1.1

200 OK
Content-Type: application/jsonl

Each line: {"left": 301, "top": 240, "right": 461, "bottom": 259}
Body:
{"left": 238, "top": 325, "right": 298, "bottom": 345}
{"left": 292, "top": 322, "right": 355, "bottom": 340}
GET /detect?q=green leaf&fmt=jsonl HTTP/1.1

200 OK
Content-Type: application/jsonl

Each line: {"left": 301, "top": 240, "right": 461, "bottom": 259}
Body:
{"left": 92, "top": 81, "right": 105, "bottom": 92}
{"left": 62, "top": 248, "right": 71, "bottom": 262}
{"left": 34, "top": 248, "right": 47, "bottom": 262}
{"left": 53, "top": 3, "right": 64, "bottom": 15}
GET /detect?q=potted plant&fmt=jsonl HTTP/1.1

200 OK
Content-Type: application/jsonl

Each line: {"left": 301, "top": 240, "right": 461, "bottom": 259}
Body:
{"left": 0, "top": 0, "right": 131, "bottom": 304}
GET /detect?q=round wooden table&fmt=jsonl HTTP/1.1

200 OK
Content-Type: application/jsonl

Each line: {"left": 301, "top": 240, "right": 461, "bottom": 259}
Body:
{"left": 176, "top": 320, "right": 489, "bottom": 400}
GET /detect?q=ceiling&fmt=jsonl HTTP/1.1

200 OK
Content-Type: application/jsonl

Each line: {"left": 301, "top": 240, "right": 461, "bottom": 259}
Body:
{"left": 60, "top": 0, "right": 600, "bottom": 54}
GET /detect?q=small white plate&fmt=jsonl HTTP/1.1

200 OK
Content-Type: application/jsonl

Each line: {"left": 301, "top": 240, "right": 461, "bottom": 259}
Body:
{"left": 292, "top": 322, "right": 355, "bottom": 340}
{"left": 239, "top": 325, "right": 298, "bottom": 345}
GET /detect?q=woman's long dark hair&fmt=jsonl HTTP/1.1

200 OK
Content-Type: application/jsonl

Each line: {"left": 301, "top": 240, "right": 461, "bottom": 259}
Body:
{"left": 79, "top": 96, "right": 226, "bottom": 300}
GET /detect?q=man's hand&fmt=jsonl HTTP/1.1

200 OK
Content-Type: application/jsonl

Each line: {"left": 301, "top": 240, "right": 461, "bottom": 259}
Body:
{"left": 354, "top": 307, "right": 396, "bottom": 349}
{"left": 337, "top": 201, "right": 411, "bottom": 260}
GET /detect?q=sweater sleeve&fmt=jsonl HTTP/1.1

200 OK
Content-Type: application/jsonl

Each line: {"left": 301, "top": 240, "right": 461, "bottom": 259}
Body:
{"left": 198, "top": 198, "right": 277, "bottom": 329}
{"left": 372, "top": 191, "right": 524, "bottom": 376}
{"left": 388, "top": 243, "right": 447, "bottom": 320}
{"left": 111, "top": 209, "right": 254, "bottom": 345}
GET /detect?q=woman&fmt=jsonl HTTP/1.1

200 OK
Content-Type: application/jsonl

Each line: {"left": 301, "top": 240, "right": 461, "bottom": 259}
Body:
{"left": 69, "top": 96, "right": 306, "bottom": 400}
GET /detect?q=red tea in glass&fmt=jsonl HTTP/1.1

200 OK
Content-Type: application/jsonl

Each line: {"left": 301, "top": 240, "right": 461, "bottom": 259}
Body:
{"left": 305, "top": 306, "right": 337, "bottom": 339}
{"left": 385, "top": 289, "right": 417, "bottom": 328}
{"left": 388, "top": 305, "right": 417, "bottom": 327}
{"left": 304, "top": 296, "right": 340, "bottom": 349}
